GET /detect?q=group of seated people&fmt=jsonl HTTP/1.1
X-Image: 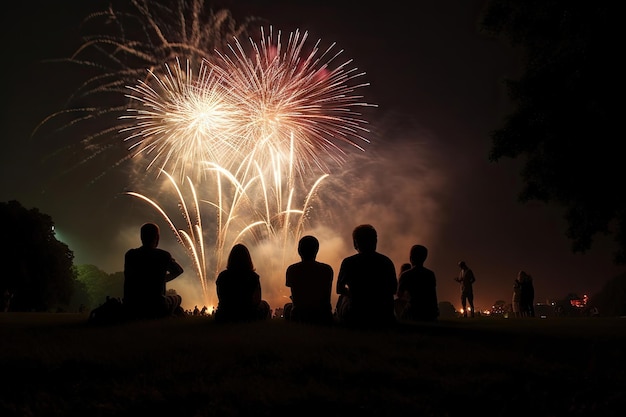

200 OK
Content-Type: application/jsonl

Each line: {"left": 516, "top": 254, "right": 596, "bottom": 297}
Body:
{"left": 116, "top": 222, "right": 440, "bottom": 327}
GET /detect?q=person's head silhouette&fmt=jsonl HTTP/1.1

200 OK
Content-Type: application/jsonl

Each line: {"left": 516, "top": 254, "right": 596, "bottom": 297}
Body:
{"left": 227, "top": 243, "right": 255, "bottom": 271}
{"left": 140, "top": 223, "right": 160, "bottom": 248}
{"left": 298, "top": 235, "right": 319, "bottom": 261}
{"left": 352, "top": 224, "right": 377, "bottom": 253}
{"left": 410, "top": 245, "right": 428, "bottom": 266}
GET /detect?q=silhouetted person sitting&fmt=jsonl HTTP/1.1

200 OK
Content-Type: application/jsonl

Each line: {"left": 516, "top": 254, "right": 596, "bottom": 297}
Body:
{"left": 214, "top": 243, "right": 271, "bottom": 323}
{"left": 396, "top": 245, "right": 439, "bottom": 322}
{"left": 335, "top": 224, "right": 398, "bottom": 328}
{"left": 283, "top": 235, "right": 334, "bottom": 325}
{"left": 123, "top": 222, "right": 184, "bottom": 320}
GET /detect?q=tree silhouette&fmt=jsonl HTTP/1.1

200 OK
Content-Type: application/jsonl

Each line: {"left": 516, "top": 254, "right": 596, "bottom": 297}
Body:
{"left": 0, "top": 200, "right": 76, "bottom": 311}
{"left": 480, "top": 1, "right": 624, "bottom": 262}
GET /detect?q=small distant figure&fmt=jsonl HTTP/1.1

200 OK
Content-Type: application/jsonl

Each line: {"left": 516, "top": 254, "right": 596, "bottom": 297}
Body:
{"left": 454, "top": 261, "right": 475, "bottom": 317}
{"left": 396, "top": 245, "right": 439, "bottom": 322}
{"left": 193, "top": 305, "right": 200, "bottom": 316}
{"left": 518, "top": 270, "right": 535, "bottom": 317}
{"left": 283, "top": 235, "right": 334, "bottom": 325}
{"left": 214, "top": 243, "right": 271, "bottom": 323}
{"left": 511, "top": 275, "right": 522, "bottom": 318}
{"left": 335, "top": 224, "right": 398, "bottom": 328}
{"left": 200, "top": 306, "right": 208, "bottom": 316}
{"left": 123, "top": 222, "right": 184, "bottom": 320}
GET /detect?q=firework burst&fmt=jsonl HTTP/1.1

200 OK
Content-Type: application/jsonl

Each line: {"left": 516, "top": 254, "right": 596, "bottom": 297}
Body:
{"left": 121, "top": 26, "right": 375, "bottom": 182}
{"left": 212, "top": 26, "right": 374, "bottom": 176}
{"left": 121, "top": 58, "right": 239, "bottom": 180}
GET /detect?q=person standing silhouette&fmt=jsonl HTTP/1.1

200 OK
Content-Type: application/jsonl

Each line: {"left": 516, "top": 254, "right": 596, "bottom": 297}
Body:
{"left": 214, "top": 243, "right": 271, "bottom": 323}
{"left": 454, "top": 261, "right": 475, "bottom": 317}
{"left": 335, "top": 224, "right": 398, "bottom": 327}
{"left": 518, "top": 270, "right": 535, "bottom": 317}
{"left": 123, "top": 222, "right": 184, "bottom": 319}
{"left": 283, "top": 235, "right": 334, "bottom": 325}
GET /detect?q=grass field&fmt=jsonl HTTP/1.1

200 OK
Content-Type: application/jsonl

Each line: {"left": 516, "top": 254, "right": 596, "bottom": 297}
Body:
{"left": 1, "top": 313, "right": 625, "bottom": 416}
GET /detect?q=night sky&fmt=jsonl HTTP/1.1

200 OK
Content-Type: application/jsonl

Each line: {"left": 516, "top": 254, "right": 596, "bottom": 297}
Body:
{"left": 1, "top": 0, "right": 623, "bottom": 312}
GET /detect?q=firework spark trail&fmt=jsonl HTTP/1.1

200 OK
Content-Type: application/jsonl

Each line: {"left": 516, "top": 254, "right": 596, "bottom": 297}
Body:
{"left": 200, "top": 143, "right": 328, "bottom": 278}
{"left": 128, "top": 158, "right": 329, "bottom": 306}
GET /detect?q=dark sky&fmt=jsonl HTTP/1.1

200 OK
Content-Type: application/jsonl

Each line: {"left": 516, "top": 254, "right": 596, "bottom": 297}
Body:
{"left": 1, "top": 0, "right": 623, "bottom": 312}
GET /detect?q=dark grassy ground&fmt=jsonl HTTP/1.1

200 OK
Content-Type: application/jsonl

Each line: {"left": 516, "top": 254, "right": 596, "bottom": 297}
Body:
{"left": 1, "top": 313, "right": 625, "bottom": 417}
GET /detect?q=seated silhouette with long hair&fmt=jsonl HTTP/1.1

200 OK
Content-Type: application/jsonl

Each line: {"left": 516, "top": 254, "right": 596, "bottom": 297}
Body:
{"left": 214, "top": 243, "right": 271, "bottom": 323}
